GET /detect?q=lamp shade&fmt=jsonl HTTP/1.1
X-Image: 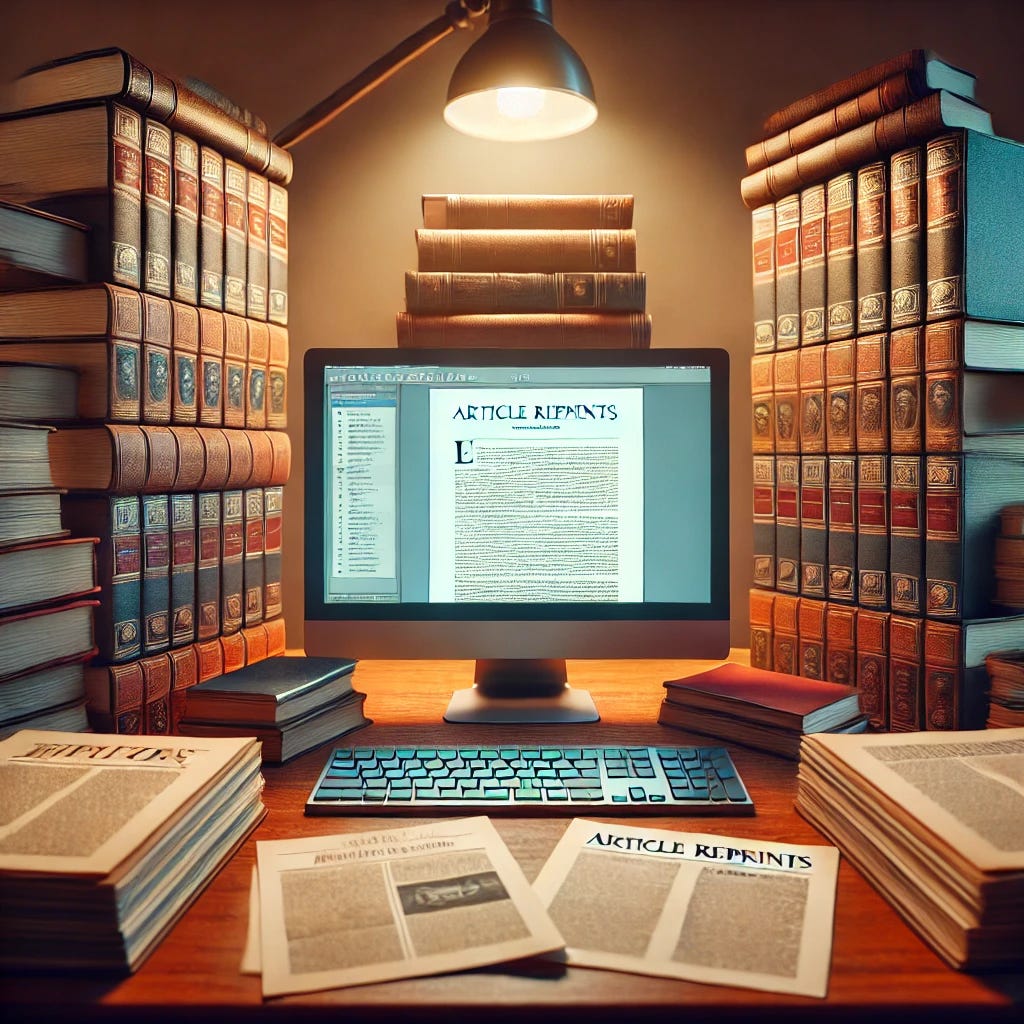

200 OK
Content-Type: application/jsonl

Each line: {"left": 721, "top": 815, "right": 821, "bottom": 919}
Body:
{"left": 444, "top": 0, "right": 597, "bottom": 141}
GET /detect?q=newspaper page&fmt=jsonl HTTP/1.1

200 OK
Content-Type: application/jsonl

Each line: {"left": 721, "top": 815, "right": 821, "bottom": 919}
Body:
{"left": 531, "top": 818, "right": 839, "bottom": 998}
{"left": 428, "top": 386, "right": 644, "bottom": 601}
{"left": 255, "top": 816, "right": 564, "bottom": 996}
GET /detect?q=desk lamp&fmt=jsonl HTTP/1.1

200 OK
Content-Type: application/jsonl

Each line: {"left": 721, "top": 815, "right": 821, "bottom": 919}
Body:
{"left": 274, "top": 0, "right": 597, "bottom": 148}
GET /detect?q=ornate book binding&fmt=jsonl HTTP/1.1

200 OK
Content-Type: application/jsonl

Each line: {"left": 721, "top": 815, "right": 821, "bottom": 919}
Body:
{"left": 798, "top": 596, "right": 826, "bottom": 680}
{"left": 749, "top": 588, "right": 776, "bottom": 670}
{"left": 799, "top": 455, "right": 827, "bottom": 598}
{"left": 773, "top": 194, "right": 800, "bottom": 349}
{"left": 826, "top": 172, "right": 856, "bottom": 341}
{"left": 799, "top": 184, "right": 826, "bottom": 344}
{"left": 856, "top": 608, "right": 890, "bottom": 729}
{"left": 751, "top": 204, "right": 776, "bottom": 351}
{"left": 856, "top": 160, "right": 889, "bottom": 333}
{"left": 889, "top": 145, "right": 924, "bottom": 327}
{"left": 856, "top": 454, "right": 889, "bottom": 609}
{"left": 889, "top": 614, "right": 924, "bottom": 731}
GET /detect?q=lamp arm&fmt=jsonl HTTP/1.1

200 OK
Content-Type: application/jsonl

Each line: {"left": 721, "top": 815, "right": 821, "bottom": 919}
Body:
{"left": 274, "top": 0, "right": 489, "bottom": 150}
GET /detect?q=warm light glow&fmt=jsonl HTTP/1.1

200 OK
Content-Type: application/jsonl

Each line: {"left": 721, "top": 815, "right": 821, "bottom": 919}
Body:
{"left": 495, "top": 86, "right": 546, "bottom": 119}
{"left": 444, "top": 87, "right": 597, "bottom": 141}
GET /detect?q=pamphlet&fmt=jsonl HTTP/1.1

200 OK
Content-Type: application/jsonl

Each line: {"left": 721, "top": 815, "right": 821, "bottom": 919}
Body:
{"left": 531, "top": 818, "right": 839, "bottom": 998}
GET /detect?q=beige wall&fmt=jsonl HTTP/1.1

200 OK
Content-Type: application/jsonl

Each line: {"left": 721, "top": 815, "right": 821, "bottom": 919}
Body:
{"left": 3, "top": 0, "right": 1022, "bottom": 650}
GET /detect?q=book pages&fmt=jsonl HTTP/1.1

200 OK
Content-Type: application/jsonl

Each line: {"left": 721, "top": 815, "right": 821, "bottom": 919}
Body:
{"left": 531, "top": 818, "right": 839, "bottom": 998}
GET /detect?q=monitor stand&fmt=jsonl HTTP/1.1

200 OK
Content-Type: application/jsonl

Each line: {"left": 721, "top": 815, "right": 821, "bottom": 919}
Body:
{"left": 444, "top": 659, "right": 600, "bottom": 724}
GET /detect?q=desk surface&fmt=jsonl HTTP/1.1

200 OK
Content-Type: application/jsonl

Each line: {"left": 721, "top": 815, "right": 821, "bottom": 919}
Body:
{"left": 4, "top": 655, "right": 1022, "bottom": 1022}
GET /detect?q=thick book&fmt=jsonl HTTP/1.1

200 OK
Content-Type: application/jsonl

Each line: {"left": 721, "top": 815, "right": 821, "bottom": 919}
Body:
{"left": 798, "top": 345, "right": 826, "bottom": 452}
{"left": 772, "top": 592, "right": 800, "bottom": 675}
{"left": 422, "top": 193, "right": 634, "bottom": 229}
{"left": 740, "top": 91, "right": 993, "bottom": 209}
{"left": 889, "top": 145, "right": 925, "bottom": 327}
{"left": 0, "top": 656, "right": 90, "bottom": 732}
{"left": 890, "top": 455, "right": 926, "bottom": 616}
{"left": 0, "top": 421, "right": 54, "bottom": 492}
{"left": 773, "top": 194, "right": 800, "bottom": 349}
{"left": 772, "top": 349, "right": 799, "bottom": 454}
{"left": 0, "top": 489, "right": 65, "bottom": 548}
{"left": 750, "top": 204, "right": 776, "bottom": 351}
{"left": 181, "top": 654, "right": 357, "bottom": 724}
{"left": 761, "top": 49, "right": 976, "bottom": 136}
{"left": 396, "top": 312, "right": 652, "bottom": 349}
{"left": 799, "top": 455, "right": 827, "bottom": 598}
{"left": 199, "top": 146, "right": 225, "bottom": 309}
{"left": 855, "top": 160, "right": 889, "bottom": 333}
{"left": 171, "top": 301, "right": 199, "bottom": 426}
{"left": 775, "top": 454, "right": 801, "bottom": 595}
{"left": 825, "top": 603, "right": 857, "bottom": 686}
{"left": 0, "top": 102, "right": 142, "bottom": 288}
{"left": 415, "top": 228, "right": 638, "bottom": 272}
{"left": 749, "top": 587, "right": 775, "bottom": 670}
{"left": 825, "top": 172, "right": 856, "bottom": 341}
{"left": 798, "top": 596, "right": 827, "bottom": 680}
{"left": 855, "top": 608, "right": 890, "bottom": 730}
{"left": 825, "top": 337, "right": 856, "bottom": 453}
{"left": 169, "top": 492, "right": 196, "bottom": 648}
{"left": 0, "top": 361, "right": 79, "bottom": 423}
{"left": 404, "top": 271, "right": 647, "bottom": 314}
{"left": 799, "top": 183, "right": 826, "bottom": 344}
{"left": 142, "top": 118, "right": 172, "bottom": 298}
{"left": 0, "top": 200, "right": 88, "bottom": 287}
{"left": 267, "top": 180, "right": 288, "bottom": 325}
{"left": 751, "top": 455, "right": 776, "bottom": 590}
{"left": 889, "top": 614, "right": 925, "bottom": 731}
{"left": 0, "top": 598, "right": 98, "bottom": 683}
{"left": 856, "top": 454, "right": 889, "bottom": 609}
{"left": 925, "top": 130, "right": 1024, "bottom": 324}
{"left": 889, "top": 325, "right": 925, "bottom": 452}
{"left": 171, "top": 132, "right": 200, "bottom": 305}
{"left": 1, "top": 46, "right": 292, "bottom": 183}
{"left": 0, "top": 536, "right": 97, "bottom": 614}
{"left": 826, "top": 454, "right": 857, "bottom": 604}
{"left": 854, "top": 331, "right": 888, "bottom": 453}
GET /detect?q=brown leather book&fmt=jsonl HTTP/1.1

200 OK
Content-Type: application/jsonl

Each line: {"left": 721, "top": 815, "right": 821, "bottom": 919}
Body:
{"left": 171, "top": 132, "right": 199, "bottom": 306}
{"left": 855, "top": 332, "right": 888, "bottom": 453}
{"left": 141, "top": 293, "right": 172, "bottom": 425}
{"left": 422, "top": 194, "right": 634, "bottom": 229}
{"left": 798, "top": 596, "right": 827, "bottom": 680}
{"left": 751, "top": 353, "right": 774, "bottom": 455}
{"left": 855, "top": 608, "right": 890, "bottom": 729}
{"left": 199, "top": 146, "right": 225, "bottom": 310}
{"left": 223, "top": 428, "right": 253, "bottom": 491}
{"left": 825, "top": 172, "right": 856, "bottom": 341}
{"left": 220, "top": 630, "right": 246, "bottom": 674}
{"left": 84, "top": 658, "right": 144, "bottom": 733}
{"left": 415, "top": 229, "right": 637, "bottom": 272}
{"left": 890, "top": 455, "right": 925, "bottom": 616}
{"left": 798, "top": 346, "right": 826, "bottom": 453}
{"left": 396, "top": 312, "right": 652, "bottom": 349}
{"left": 245, "top": 172, "right": 269, "bottom": 322}
{"left": 856, "top": 161, "right": 889, "bottom": 333}
{"left": 247, "top": 431, "right": 274, "bottom": 491}
{"left": 263, "top": 485, "right": 284, "bottom": 621}
{"left": 267, "top": 181, "right": 289, "bottom": 326}
{"left": 799, "top": 184, "right": 826, "bottom": 344}
{"left": 169, "top": 643, "right": 199, "bottom": 732}
{"left": 197, "top": 308, "right": 224, "bottom": 426}
{"left": 752, "top": 457, "right": 776, "bottom": 590}
{"left": 889, "top": 145, "right": 924, "bottom": 327}
{"left": 775, "top": 455, "right": 801, "bottom": 595}
{"left": 1, "top": 46, "right": 292, "bottom": 184}
{"left": 169, "top": 492, "right": 196, "bottom": 648}
{"left": 221, "top": 489, "right": 244, "bottom": 636}
{"left": 825, "top": 338, "right": 856, "bottom": 453}
{"left": 773, "top": 194, "right": 800, "bottom": 350}
{"left": 223, "top": 160, "right": 247, "bottom": 316}
{"left": 773, "top": 349, "right": 799, "bottom": 455}
{"left": 826, "top": 454, "right": 857, "bottom": 604}
{"left": 141, "top": 651, "right": 172, "bottom": 733}
{"left": 748, "top": 588, "right": 775, "bottom": 669}
{"left": 245, "top": 320, "right": 270, "bottom": 428}
{"left": 243, "top": 488, "right": 264, "bottom": 628}
{"left": 171, "top": 301, "right": 199, "bottom": 425}
{"left": 195, "top": 636, "right": 224, "bottom": 682}
{"left": 889, "top": 326, "right": 924, "bottom": 452}
{"left": 242, "top": 623, "right": 270, "bottom": 666}
{"left": 856, "top": 454, "right": 889, "bottom": 609}
{"left": 772, "top": 593, "right": 800, "bottom": 675}
{"left": 750, "top": 204, "right": 776, "bottom": 352}
{"left": 825, "top": 603, "right": 857, "bottom": 686}
{"left": 196, "top": 491, "right": 221, "bottom": 641}
{"left": 264, "top": 614, "right": 287, "bottom": 656}
{"left": 266, "top": 324, "right": 288, "bottom": 430}
{"left": 0, "top": 102, "right": 143, "bottom": 289}
{"left": 140, "top": 493, "right": 170, "bottom": 655}
{"left": 268, "top": 430, "right": 292, "bottom": 485}
{"left": 889, "top": 614, "right": 924, "bottom": 731}
{"left": 223, "top": 312, "right": 247, "bottom": 428}
{"left": 142, "top": 119, "right": 172, "bottom": 298}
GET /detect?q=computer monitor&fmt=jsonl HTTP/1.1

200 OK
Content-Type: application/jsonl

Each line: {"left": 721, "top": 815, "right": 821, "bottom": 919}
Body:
{"left": 304, "top": 347, "right": 730, "bottom": 723}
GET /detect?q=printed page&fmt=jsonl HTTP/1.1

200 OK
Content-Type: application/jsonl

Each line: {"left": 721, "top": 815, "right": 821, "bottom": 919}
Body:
{"left": 428, "top": 387, "right": 643, "bottom": 602}
{"left": 532, "top": 818, "right": 839, "bottom": 998}
{"left": 256, "top": 816, "right": 563, "bottom": 996}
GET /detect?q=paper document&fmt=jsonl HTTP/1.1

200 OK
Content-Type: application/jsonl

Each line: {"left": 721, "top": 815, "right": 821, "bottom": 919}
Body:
{"left": 532, "top": 818, "right": 839, "bottom": 998}
{"left": 254, "top": 816, "right": 563, "bottom": 996}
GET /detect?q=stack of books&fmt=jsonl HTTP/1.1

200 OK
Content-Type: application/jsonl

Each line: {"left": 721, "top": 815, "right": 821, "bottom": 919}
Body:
{"left": 796, "top": 727, "right": 1024, "bottom": 971}
{"left": 0, "top": 729, "right": 264, "bottom": 971}
{"left": 743, "top": 48, "right": 1024, "bottom": 732}
{"left": 658, "top": 662, "right": 866, "bottom": 759}
{"left": 398, "top": 193, "right": 650, "bottom": 348}
{"left": 177, "top": 655, "right": 370, "bottom": 763}
{"left": 0, "top": 47, "right": 292, "bottom": 735}
{"left": 984, "top": 651, "right": 1024, "bottom": 728}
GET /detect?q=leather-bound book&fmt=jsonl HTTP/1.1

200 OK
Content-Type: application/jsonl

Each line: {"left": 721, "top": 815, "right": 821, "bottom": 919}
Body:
{"left": 196, "top": 636, "right": 224, "bottom": 683}
{"left": 169, "top": 643, "right": 199, "bottom": 732}
{"left": 220, "top": 629, "right": 246, "bottom": 674}
{"left": 751, "top": 353, "right": 775, "bottom": 455}
{"left": 243, "top": 487, "right": 265, "bottom": 628}
{"left": 751, "top": 204, "right": 776, "bottom": 352}
{"left": 196, "top": 491, "right": 221, "bottom": 641}
{"left": 855, "top": 331, "right": 888, "bottom": 453}
{"left": 224, "top": 428, "right": 254, "bottom": 491}
{"left": 247, "top": 431, "right": 274, "bottom": 492}
{"left": 855, "top": 608, "right": 890, "bottom": 729}
{"left": 171, "top": 132, "right": 199, "bottom": 305}
{"left": 266, "top": 324, "right": 288, "bottom": 430}
{"left": 799, "top": 455, "right": 827, "bottom": 598}
{"left": 825, "top": 603, "right": 857, "bottom": 686}
{"left": 890, "top": 454, "right": 926, "bottom": 616}
{"left": 268, "top": 430, "right": 292, "bottom": 486}
{"left": 221, "top": 489, "right": 244, "bottom": 635}
{"left": 749, "top": 588, "right": 775, "bottom": 670}
{"left": 752, "top": 455, "right": 776, "bottom": 590}
{"left": 141, "top": 293, "right": 172, "bottom": 425}
{"left": 263, "top": 485, "right": 284, "bottom": 621}
{"left": 889, "top": 325, "right": 924, "bottom": 452}
{"left": 171, "top": 301, "right": 199, "bottom": 425}
{"left": 141, "top": 651, "right": 171, "bottom": 733}
{"left": 84, "top": 659, "right": 144, "bottom": 733}
{"left": 889, "top": 614, "right": 924, "bottom": 731}
{"left": 197, "top": 308, "right": 224, "bottom": 426}
{"left": 826, "top": 454, "right": 857, "bottom": 604}
{"left": 0, "top": 102, "right": 142, "bottom": 289}
{"left": 825, "top": 172, "right": 856, "bottom": 341}
{"left": 799, "top": 184, "right": 826, "bottom": 344}
{"left": 170, "top": 492, "right": 196, "bottom": 648}
{"left": 245, "top": 171, "right": 269, "bottom": 321}
{"left": 856, "top": 454, "right": 889, "bottom": 610}
{"left": 775, "top": 454, "right": 801, "bottom": 595}
{"left": 798, "top": 596, "right": 827, "bottom": 680}
{"left": 141, "top": 119, "right": 172, "bottom": 298}
{"left": 825, "top": 338, "right": 856, "bottom": 454}
{"left": 415, "top": 228, "right": 637, "bottom": 273}
{"left": 396, "top": 312, "right": 652, "bottom": 349}
{"left": 421, "top": 194, "right": 634, "bottom": 229}
{"left": 242, "top": 623, "right": 270, "bottom": 665}
{"left": 223, "top": 160, "right": 247, "bottom": 316}
{"left": 223, "top": 312, "right": 247, "bottom": 428}
{"left": 889, "top": 145, "right": 924, "bottom": 327}
{"left": 925, "top": 130, "right": 1024, "bottom": 324}
{"left": 773, "top": 194, "right": 800, "bottom": 350}
{"left": 773, "top": 349, "right": 799, "bottom": 455}
{"left": 171, "top": 426, "right": 205, "bottom": 493}
{"left": 141, "top": 493, "right": 170, "bottom": 655}
{"left": 856, "top": 160, "right": 889, "bottom": 333}
{"left": 246, "top": 320, "right": 269, "bottom": 429}
{"left": 199, "top": 146, "right": 224, "bottom": 310}
{"left": 772, "top": 593, "right": 800, "bottom": 676}
{"left": 265, "top": 615, "right": 286, "bottom": 656}
{"left": 799, "top": 345, "right": 826, "bottom": 453}
{"left": 268, "top": 181, "right": 289, "bottom": 326}
{"left": 196, "top": 427, "right": 229, "bottom": 490}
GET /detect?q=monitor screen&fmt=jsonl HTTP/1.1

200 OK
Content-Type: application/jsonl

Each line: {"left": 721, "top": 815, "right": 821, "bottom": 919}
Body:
{"left": 304, "top": 347, "right": 730, "bottom": 722}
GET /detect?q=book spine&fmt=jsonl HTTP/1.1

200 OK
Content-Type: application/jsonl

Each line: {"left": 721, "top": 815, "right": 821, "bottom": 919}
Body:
{"left": 222, "top": 312, "right": 247, "bottom": 428}
{"left": 856, "top": 160, "right": 889, "bottom": 333}
{"left": 246, "top": 320, "right": 269, "bottom": 429}
{"left": 751, "top": 353, "right": 775, "bottom": 454}
{"left": 772, "top": 350, "right": 800, "bottom": 454}
{"left": 266, "top": 324, "right": 288, "bottom": 430}
{"left": 107, "top": 104, "right": 144, "bottom": 290}
{"left": 890, "top": 454, "right": 925, "bottom": 616}
{"left": 748, "top": 588, "right": 775, "bottom": 670}
{"left": 141, "top": 493, "right": 170, "bottom": 655}
{"left": 925, "top": 131, "right": 964, "bottom": 321}
{"left": 923, "top": 620, "right": 964, "bottom": 730}
{"left": 888, "top": 325, "right": 924, "bottom": 452}
{"left": 142, "top": 119, "right": 173, "bottom": 298}
{"left": 771, "top": 592, "right": 800, "bottom": 675}
{"left": 856, "top": 454, "right": 889, "bottom": 609}
{"left": 799, "top": 455, "right": 827, "bottom": 598}
{"left": 268, "top": 181, "right": 289, "bottom": 325}
{"left": 889, "top": 145, "right": 924, "bottom": 327}
{"left": 199, "top": 146, "right": 225, "bottom": 310}
{"left": 196, "top": 491, "right": 221, "bottom": 640}
{"left": 221, "top": 489, "right": 244, "bottom": 634}
{"left": 243, "top": 487, "right": 265, "bottom": 627}
{"left": 169, "top": 644, "right": 199, "bottom": 732}
{"left": 223, "top": 160, "right": 248, "bottom": 316}
{"left": 798, "top": 595, "right": 826, "bottom": 679}
{"left": 825, "top": 602, "right": 857, "bottom": 685}
{"left": 241, "top": 624, "right": 270, "bottom": 664}
{"left": 265, "top": 615, "right": 286, "bottom": 656}
{"left": 220, "top": 630, "right": 246, "bottom": 673}
{"left": 169, "top": 492, "right": 196, "bottom": 648}
{"left": 752, "top": 455, "right": 776, "bottom": 589}
{"left": 924, "top": 454, "right": 963, "bottom": 619}
{"left": 85, "top": 660, "right": 144, "bottom": 733}
{"left": 773, "top": 194, "right": 800, "bottom": 350}
{"left": 395, "top": 312, "right": 653, "bottom": 349}
{"left": 196, "top": 637, "right": 224, "bottom": 682}
{"left": 826, "top": 454, "right": 857, "bottom": 603}
{"left": 826, "top": 337, "right": 856, "bottom": 453}
{"left": 798, "top": 346, "right": 826, "bottom": 452}
{"left": 855, "top": 608, "right": 890, "bottom": 729}
{"left": 751, "top": 204, "right": 776, "bottom": 352}
{"left": 171, "top": 133, "right": 200, "bottom": 305}
{"left": 197, "top": 308, "right": 225, "bottom": 426}
{"left": 141, "top": 651, "right": 172, "bottom": 733}
{"left": 414, "top": 229, "right": 638, "bottom": 272}
{"left": 825, "top": 173, "right": 856, "bottom": 341}
{"left": 775, "top": 454, "right": 801, "bottom": 595}
{"left": 422, "top": 194, "right": 635, "bottom": 228}
{"left": 854, "top": 331, "right": 888, "bottom": 453}
{"left": 263, "top": 485, "right": 283, "bottom": 619}
{"left": 889, "top": 614, "right": 925, "bottom": 731}
{"left": 923, "top": 318, "right": 963, "bottom": 452}
{"left": 799, "top": 184, "right": 826, "bottom": 345}
{"left": 141, "top": 293, "right": 172, "bottom": 424}
{"left": 246, "top": 171, "right": 269, "bottom": 321}
{"left": 171, "top": 301, "right": 199, "bottom": 425}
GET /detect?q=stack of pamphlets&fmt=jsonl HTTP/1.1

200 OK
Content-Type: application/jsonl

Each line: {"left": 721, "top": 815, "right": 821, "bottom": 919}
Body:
{"left": 796, "top": 728, "right": 1024, "bottom": 970}
{"left": 0, "top": 730, "right": 265, "bottom": 972}
{"left": 659, "top": 663, "right": 867, "bottom": 759}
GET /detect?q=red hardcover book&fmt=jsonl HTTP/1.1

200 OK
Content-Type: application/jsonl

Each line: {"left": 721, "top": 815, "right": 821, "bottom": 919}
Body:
{"left": 264, "top": 615, "right": 286, "bottom": 656}
{"left": 266, "top": 324, "right": 288, "bottom": 430}
{"left": 889, "top": 614, "right": 925, "bottom": 731}
{"left": 172, "top": 132, "right": 200, "bottom": 305}
{"left": 141, "top": 651, "right": 172, "bottom": 734}
{"left": 140, "top": 493, "right": 170, "bottom": 655}
{"left": 220, "top": 629, "right": 246, "bottom": 674}
{"left": 243, "top": 487, "right": 264, "bottom": 628}
{"left": 855, "top": 331, "right": 888, "bottom": 453}
{"left": 751, "top": 353, "right": 775, "bottom": 455}
{"left": 169, "top": 643, "right": 199, "bottom": 732}
{"left": 223, "top": 312, "right": 247, "bottom": 428}
{"left": 825, "top": 338, "right": 856, "bottom": 454}
{"left": 84, "top": 659, "right": 144, "bottom": 733}
{"left": 196, "top": 636, "right": 224, "bottom": 683}
{"left": 890, "top": 454, "right": 926, "bottom": 616}
{"left": 826, "top": 454, "right": 857, "bottom": 604}
{"left": 199, "top": 146, "right": 225, "bottom": 310}
{"left": 856, "top": 454, "right": 889, "bottom": 610}
{"left": 241, "top": 623, "right": 270, "bottom": 666}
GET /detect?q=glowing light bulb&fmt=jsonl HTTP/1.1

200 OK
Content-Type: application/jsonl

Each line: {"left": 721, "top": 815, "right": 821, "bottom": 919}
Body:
{"left": 496, "top": 87, "right": 546, "bottom": 120}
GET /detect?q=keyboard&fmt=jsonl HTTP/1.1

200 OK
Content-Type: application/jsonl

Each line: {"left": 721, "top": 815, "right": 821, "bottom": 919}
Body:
{"left": 305, "top": 744, "right": 754, "bottom": 816}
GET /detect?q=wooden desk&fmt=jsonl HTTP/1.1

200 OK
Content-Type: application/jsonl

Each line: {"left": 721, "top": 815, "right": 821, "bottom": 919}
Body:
{"left": 4, "top": 656, "right": 1022, "bottom": 1022}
